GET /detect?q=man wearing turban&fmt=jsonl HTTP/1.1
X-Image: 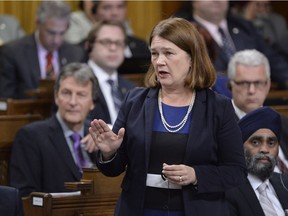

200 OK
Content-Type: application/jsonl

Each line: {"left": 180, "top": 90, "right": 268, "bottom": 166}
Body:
{"left": 226, "top": 106, "right": 288, "bottom": 216}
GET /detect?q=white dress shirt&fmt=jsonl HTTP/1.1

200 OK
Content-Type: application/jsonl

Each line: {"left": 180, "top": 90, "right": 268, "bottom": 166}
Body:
{"left": 88, "top": 60, "right": 119, "bottom": 125}
{"left": 248, "top": 174, "right": 285, "bottom": 216}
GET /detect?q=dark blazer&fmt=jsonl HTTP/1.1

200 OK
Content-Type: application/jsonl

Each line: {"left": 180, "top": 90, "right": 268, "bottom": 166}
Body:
{"left": 175, "top": 10, "right": 288, "bottom": 90}
{"left": 214, "top": 15, "right": 288, "bottom": 89}
{"left": 126, "top": 35, "right": 150, "bottom": 58}
{"left": 0, "top": 33, "right": 85, "bottom": 99}
{"left": 9, "top": 115, "right": 96, "bottom": 198}
{"left": 0, "top": 186, "right": 24, "bottom": 216}
{"left": 88, "top": 75, "right": 135, "bottom": 124}
{"left": 96, "top": 87, "right": 247, "bottom": 216}
{"left": 225, "top": 173, "right": 288, "bottom": 216}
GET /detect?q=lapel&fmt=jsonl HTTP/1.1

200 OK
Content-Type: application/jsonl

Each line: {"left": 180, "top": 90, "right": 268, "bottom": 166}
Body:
{"left": 184, "top": 90, "right": 207, "bottom": 162}
{"left": 239, "top": 180, "right": 265, "bottom": 216}
{"left": 48, "top": 116, "right": 82, "bottom": 180}
{"left": 144, "top": 88, "right": 158, "bottom": 170}
{"left": 26, "top": 34, "right": 41, "bottom": 87}
{"left": 270, "top": 173, "right": 288, "bottom": 210}
{"left": 58, "top": 44, "right": 68, "bottom": 67}
{"left": 118, "top": 76, "right": 131, "bottom": 97}
{"left": 97, "top": 88, "right": 111, "bottom": 122}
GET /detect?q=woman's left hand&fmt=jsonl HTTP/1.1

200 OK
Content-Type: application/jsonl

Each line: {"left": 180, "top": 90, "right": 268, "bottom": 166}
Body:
{"left": 162, "top": 163, "right": 197, "bottom": 186}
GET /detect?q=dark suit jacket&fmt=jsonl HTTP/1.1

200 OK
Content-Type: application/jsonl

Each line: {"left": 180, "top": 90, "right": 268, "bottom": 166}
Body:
{"left": 226, "top": 173, "right": 288, "bottom": 216}
{"left": 88, "top": 75, "right": 135, "bottom": 124}
{"left": 9, "top": 115, "right": 96, "bottom": 197}
{"left": 96, "top": 87, "right": 247, "bottom": 216}
{"left": 175, "top": 10, "right": 288, "bottom": 90}
{"left": 0, "top": 33, "right": 85, "bottom": 99}
{"left": 0, "top": 186, "right": 24, "bottom": 216}
{"left": 115, "top": 36, "right": 151, "bottom": 75}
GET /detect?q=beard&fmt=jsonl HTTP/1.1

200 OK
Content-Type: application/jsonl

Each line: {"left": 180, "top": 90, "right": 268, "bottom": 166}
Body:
{"left": 245, "top": 150, "right": 277, "bottom": 181}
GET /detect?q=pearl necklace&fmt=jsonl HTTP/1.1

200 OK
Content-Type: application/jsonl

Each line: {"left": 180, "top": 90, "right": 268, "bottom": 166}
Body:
{"left": 158, "top": 89, "right": 196, "bottom": 133}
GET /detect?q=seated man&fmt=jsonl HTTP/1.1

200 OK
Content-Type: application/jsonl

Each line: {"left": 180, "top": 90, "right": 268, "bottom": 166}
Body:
{"left": 226, "top": 107, "right": 288, "bottom": 216}
{"left": 0, "top": 186, "right": 24, "bottom": 216}
{"left": 175, "top": 0, "right": 288, "bottom": 96}
{"left": 228, "top": 49, "right": 288, "bottom": 173}
{"left": 86, "top": 20, "right": 135, "bottom": 125}
{"left": 0, "top": 1, "right": 85, "bottom": 99}
{"left": 9, "top": 62, "right": 98, "bottom": 197}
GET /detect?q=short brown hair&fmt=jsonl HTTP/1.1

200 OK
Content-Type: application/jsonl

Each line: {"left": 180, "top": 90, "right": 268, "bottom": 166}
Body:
{"left": 145, "top": 17, "right": 216, "bottom": 90}
{"left": 86, "top": 20, "right": 126, "bottom": 53}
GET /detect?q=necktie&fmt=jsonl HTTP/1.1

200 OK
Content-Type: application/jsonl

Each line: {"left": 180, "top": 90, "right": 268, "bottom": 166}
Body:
{"left": 277, "top": 158, "right": 288, "bottom": 174}
{"left": 218, "top": 27, "right": 235, "bottom": 59}
{"left": 46, "top": 52, "right": 55, "bottom": 79}
{"left": 71, "top": 132, "right": 85, "bottom": 171}
{"left": 257, "top": 183, "right": 277, "bottom": 216}
{"left": 107, "top": 79, "right": 123, "bottom": 113}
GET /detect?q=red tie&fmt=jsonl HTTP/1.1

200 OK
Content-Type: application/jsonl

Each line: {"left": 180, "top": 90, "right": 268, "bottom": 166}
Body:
{"left": 46, "top": 52, "right": 55, "bottom": 79}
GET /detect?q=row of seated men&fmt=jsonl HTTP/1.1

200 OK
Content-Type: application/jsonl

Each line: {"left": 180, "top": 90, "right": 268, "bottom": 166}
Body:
{"left": 2, "top": 51, "right": 288, "bottom": 216}
{"left": 0, "top": 0, "right": 150, "bottom": 100}
{"left": 1, "top": 1, "right": 288, "bottom": 215}
{"left": 1, "top": 52, "right": 288, "bottom": 215}
{"left": 1, "top": 1, "right": 288, "bottom": 100}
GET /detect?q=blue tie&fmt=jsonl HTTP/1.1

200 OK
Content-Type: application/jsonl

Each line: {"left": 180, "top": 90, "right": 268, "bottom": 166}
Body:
{"left": 218, "top": 27, "right": 235, "bottom": 59}
{"left": 107, "top": 79, "right": 123, "bottom": 113}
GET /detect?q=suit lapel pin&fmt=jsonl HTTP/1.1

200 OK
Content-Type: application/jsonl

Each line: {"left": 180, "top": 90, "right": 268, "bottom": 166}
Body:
{"left": 232, "top": 27, "right": 239, "bottom": 34}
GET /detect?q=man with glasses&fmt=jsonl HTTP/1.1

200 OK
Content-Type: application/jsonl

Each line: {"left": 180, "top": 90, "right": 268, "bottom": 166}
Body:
{"left": 86, "top": 20, "right": 135, "bottom": 126}
{"left": 228, "top": 49, "right": 288, "bottom": 174}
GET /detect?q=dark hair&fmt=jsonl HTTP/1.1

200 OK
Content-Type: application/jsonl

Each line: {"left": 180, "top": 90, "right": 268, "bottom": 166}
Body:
{"left": 54, "top": 63, "right": 98, "bottom": 103}
{"left": 86, "top": 20, "right": 126, "bottom": 53}
{"left": 145, "top": 17, "right": 216, "bottom": 90}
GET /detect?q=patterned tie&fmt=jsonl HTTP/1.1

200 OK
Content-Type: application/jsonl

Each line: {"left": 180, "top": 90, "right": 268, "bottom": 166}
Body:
{"left": 218, "top": 27, "right": 235, "bottom": 59}
{"left": 71, "top": 132, "right": 85, "bottom": 171}
{"left": 46, "top": 52, "right": 55, "bottom": 79}
{"left": 107, "top": 79, "right": 123, "bottom": 113}
{"left": 257, "top": 183, "right": 277, "bottom": 216}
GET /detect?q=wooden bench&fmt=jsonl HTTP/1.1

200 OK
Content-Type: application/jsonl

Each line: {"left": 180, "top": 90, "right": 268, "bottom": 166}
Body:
{"left": 265, "top": 89, "right": 288, "bottom": 106}
{"left": 271, "top": 105, "right": 288, "bottom": 117}
{"left": 0, "top": 98, "right": 53, "bottom": 119}
{"left": 0, "top": 114, "right": 42, "bottom": 186}
{"left": 23, "top": 168, "right": 124, "bottom": 216}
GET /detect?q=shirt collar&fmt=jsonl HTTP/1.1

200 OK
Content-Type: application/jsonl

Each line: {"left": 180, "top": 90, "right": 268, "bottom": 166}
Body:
{"left": 56, "top": 112, "right": 84, "bottom": 138}
{"left": 88, "top": 59, "right": 118, "bottom": 83}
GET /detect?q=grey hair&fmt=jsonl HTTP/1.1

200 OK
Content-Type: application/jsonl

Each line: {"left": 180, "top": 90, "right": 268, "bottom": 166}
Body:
{"left": 227, "top": 49, "right": 270, "bottom": 80}
{"left": 54, "top": 63, "right": 99, "bottom": 103}
{"left": 37, "top": 1, "right": 71, "bottom": 23}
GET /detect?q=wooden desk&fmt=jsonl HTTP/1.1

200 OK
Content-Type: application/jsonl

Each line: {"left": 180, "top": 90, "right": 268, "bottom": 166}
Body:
{"left": 23, "top": 168, "right": 124, "bottom": 216}
{"left": 0, "top": 115, "right": 42, "bottom": 185}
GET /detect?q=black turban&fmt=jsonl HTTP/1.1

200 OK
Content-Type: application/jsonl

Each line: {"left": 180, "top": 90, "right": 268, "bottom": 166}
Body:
{"left": 238, "top": 106, "right": 281, "bottom": 143}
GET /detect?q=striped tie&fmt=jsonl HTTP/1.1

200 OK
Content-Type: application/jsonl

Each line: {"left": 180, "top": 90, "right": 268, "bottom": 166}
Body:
{"left": 107, "top": 79, "right": 123, "bottom": 113}
{"left": 257, "top": 183, "right": 277, "bottom": 216}
{"left": 218, "top": 27, "right": 235, "bottom": 59}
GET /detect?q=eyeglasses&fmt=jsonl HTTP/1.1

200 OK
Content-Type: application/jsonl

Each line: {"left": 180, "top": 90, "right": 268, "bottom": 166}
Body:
{"left": 231, "top": 80, "right": 268, "bottom": 89}
{"left": 95, "top": 39, "right": 125, "bottom": 49}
